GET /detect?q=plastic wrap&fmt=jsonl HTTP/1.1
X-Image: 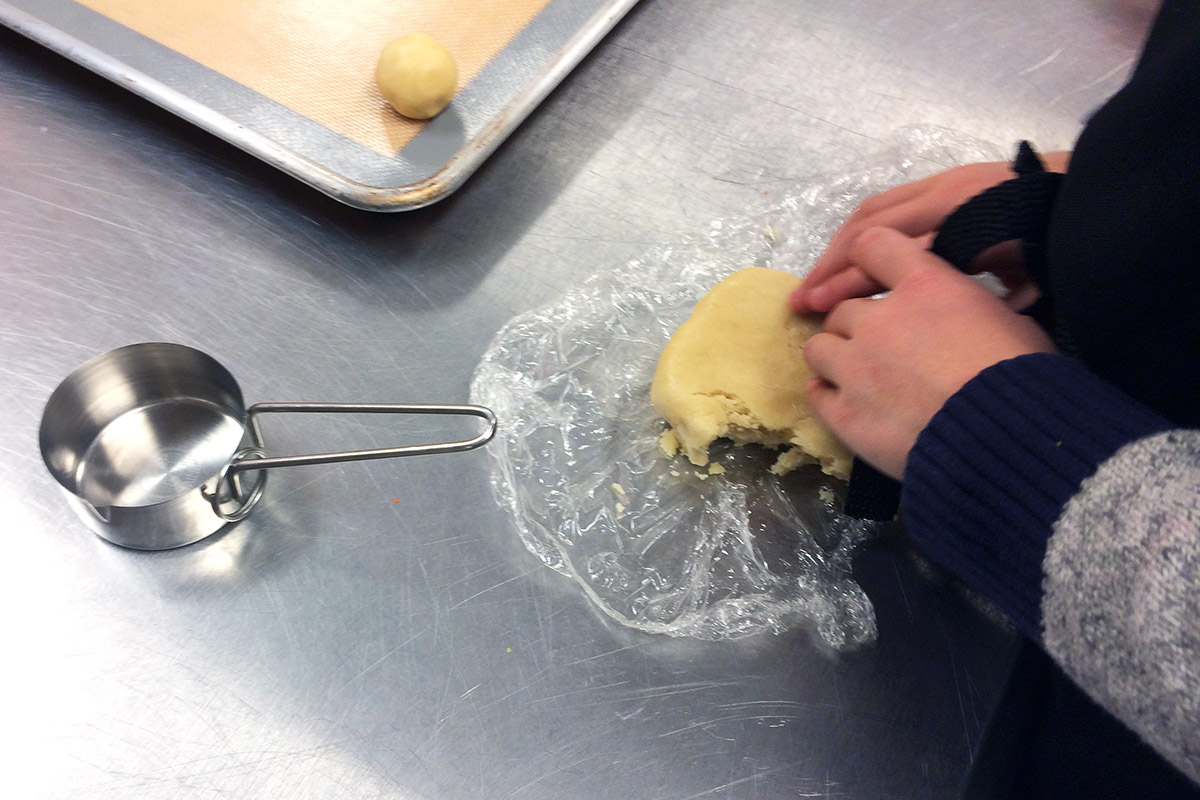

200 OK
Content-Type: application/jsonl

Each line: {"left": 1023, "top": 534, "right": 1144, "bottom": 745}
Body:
{"left": 470, "top": 128, "right": 1004, "bottom": 646}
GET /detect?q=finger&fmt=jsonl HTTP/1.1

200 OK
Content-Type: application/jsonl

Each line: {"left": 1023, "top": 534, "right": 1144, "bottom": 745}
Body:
{"left": 970, "top": 239, "right": 1023, "bottom": 277}
{"left": 1003, "top": 282, "right": 1041, "bottom": 311}
{"left": 812, "top": 192, "right": 952, "bottom": 280}
{"left": 804, "top": 376, "right": 843, "bottom": 432}
{"left": 821, "top": 296, "right": 875, "bottom": 337}
{"left": 850, "top": 226, "right": 946, "bottom": 289}
{"left": 791, "top": 268, "right": 883, "bottom": 313}
{"left": 801, "top": 330, "right": 851, "bottom": 386}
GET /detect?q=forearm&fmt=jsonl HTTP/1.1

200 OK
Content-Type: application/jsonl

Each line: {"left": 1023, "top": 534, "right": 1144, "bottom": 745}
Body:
{"left": 1043, "top": 430, "right": 1200, "bottom": 784}
{"left": 901, "top": 353, "right": 1172, "bottom": 636}
{"left": 900, "top": 354, "right": 1200, "bottom": 781}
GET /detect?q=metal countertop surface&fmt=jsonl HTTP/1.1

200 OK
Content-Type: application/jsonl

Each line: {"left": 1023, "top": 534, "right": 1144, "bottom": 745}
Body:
{"left": 0, "top": 2, "right": 1147, "bottom": 798}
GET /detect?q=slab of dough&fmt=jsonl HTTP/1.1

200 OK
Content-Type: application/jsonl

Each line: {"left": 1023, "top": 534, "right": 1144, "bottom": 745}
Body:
{"left": 651, "top": 267, "right": 853, "bottom": 480}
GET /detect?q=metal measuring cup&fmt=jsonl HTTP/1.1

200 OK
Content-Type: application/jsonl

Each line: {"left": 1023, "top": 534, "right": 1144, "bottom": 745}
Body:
{"left": 39, "top": 342, "right": 496, "bottom": 550}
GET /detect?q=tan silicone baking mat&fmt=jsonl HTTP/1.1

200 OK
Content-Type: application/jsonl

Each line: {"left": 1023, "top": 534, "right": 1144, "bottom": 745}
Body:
{"left": 77, "top": 0, "right": 553, "bottom": 156}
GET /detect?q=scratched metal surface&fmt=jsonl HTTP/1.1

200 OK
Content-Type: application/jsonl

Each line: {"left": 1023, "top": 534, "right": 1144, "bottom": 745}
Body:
{"left": 0, "top": 1, "right": 1146, "bottom": 798}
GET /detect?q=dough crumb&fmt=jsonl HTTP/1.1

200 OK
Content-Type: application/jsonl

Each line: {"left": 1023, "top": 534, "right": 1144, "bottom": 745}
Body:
{"left": 707, "top": 463, "right": 726, "bottom": 475}
{"left": 650, "top": 267, "right": 852, "bottom": 480}
{"left": 376, "top": 34, "right": 458, "bottom": 120}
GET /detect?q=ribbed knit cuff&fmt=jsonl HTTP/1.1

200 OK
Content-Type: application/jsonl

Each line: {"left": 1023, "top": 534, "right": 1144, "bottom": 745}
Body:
{"left": 901, "top": 353, "right": 1172, "bottom": 641}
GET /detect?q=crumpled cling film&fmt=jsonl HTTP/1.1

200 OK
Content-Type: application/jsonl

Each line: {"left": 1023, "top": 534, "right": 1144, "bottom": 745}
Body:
{"left": 470, "top": 128, "right": 1005, "bottom": 646}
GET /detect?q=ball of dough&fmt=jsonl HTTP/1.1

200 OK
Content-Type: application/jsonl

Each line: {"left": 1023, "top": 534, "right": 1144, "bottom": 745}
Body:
{"left": 375, "top": 34, "right": 458, "bottom": 120}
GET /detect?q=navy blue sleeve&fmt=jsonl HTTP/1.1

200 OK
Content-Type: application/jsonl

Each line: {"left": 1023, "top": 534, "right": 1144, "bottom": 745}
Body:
{"left": 900, "top": 353, "right": 1173, "bottom": 639}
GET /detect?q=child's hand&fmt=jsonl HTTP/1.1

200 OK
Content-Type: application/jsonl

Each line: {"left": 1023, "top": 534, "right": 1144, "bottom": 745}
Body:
{"left": 802, "top": 228, "right": 1056, "bottom": 480}
{"left": 791, "top": 154, "right": 1068, "bottom": 314}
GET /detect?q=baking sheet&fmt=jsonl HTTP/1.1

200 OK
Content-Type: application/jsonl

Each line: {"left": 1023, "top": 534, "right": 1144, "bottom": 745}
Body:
{"left": 0, "top": 0, "right": 638, "bottom": 210}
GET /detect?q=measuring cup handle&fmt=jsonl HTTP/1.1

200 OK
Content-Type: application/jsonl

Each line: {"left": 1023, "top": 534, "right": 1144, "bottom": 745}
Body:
{"left": 227, "top": 402, "right": 497, "bottom": 473}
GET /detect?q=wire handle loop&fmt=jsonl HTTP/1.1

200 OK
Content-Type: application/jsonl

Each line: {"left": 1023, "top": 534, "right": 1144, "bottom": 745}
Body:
{"left": 228, "top": 402, "right": 498, "bottom": 473}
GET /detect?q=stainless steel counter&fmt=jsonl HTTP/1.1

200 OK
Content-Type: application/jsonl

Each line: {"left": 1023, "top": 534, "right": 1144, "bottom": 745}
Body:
{"left": 0, "top": 1, "right": 1147, "bottom": 797}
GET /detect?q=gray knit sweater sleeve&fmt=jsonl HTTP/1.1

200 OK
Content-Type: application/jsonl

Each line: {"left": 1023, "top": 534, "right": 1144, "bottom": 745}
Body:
{"left": 1042, "top": 430, "right": 1200, "bottom": 784}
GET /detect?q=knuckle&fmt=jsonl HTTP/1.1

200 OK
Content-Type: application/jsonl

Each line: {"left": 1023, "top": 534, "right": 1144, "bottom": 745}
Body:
{"left": 856, "top": 225, "right": 891, "bottom": 248}
{"left": 849, "top": 226, "right": 889, "bottom": 262}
